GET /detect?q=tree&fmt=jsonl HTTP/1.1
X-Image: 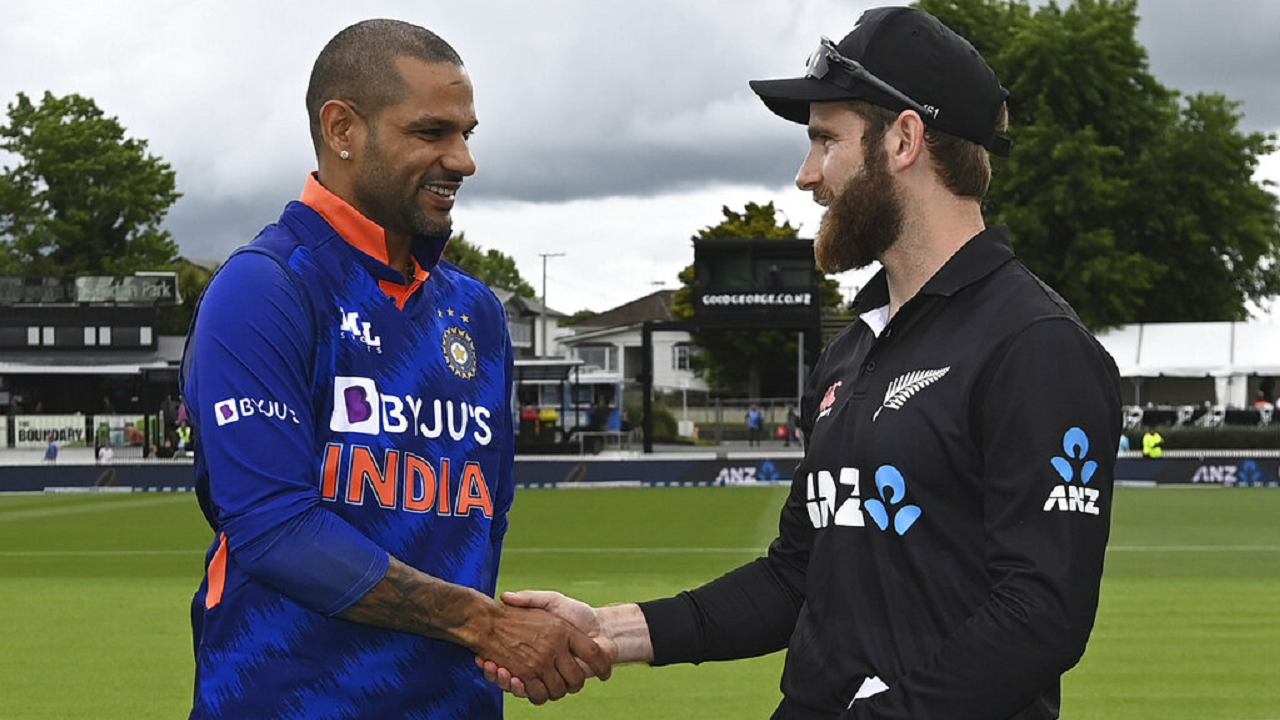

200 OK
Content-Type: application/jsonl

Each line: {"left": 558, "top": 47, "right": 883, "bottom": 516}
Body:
{"left": 671, "top": 202, "right": 841, "bottom": 398}
{"left": 0, "top": 91, "right": 180, "bottom": 276}
{"left": 442, "top": 232, "right": 537, "bottom": 297}
{"left": 916, "top": 0, "right": 1280, "bottom": 327}
{"left": 155, "top": 258, "right": 217, "bottom": 335}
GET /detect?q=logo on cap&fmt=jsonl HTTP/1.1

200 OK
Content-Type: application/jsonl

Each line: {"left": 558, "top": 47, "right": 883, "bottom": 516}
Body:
{"left": 331, "top": 377, "right": 381, "bottom": 434}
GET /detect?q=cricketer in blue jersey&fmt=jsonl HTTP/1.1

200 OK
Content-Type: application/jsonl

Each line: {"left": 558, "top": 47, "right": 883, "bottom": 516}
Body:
{"left": 182, "top": 19, "right": 609, "bottom": 719}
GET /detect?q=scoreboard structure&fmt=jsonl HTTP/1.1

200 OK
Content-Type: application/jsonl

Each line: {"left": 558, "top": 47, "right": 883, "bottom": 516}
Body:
{"left": 691, "top": 237, "right": 820, "bottom": 330}
{"left": 640, "top": 237, "right": 821, "bottom": 452}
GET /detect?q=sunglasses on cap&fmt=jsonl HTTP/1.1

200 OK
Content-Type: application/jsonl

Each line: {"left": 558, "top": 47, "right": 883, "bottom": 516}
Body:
{"left": 806, "top": 36, "right": 940, "bottom": 120}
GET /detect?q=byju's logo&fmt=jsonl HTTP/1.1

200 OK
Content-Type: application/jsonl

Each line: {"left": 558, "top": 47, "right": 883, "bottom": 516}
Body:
{"left": 214, "top": 399, "right": 239, "bottom": 426}
{"left": 328, "top": 377, "right": 496, "bottom": 444}
{"left": 1043, "top": 427, "right": 1101, "bottom": 515}
{"left": 864, "top": 465, "right": 921, "bottom": 535}
{"left": 331, "top": 377, "right": 380, "bottom": 434}
{"left": 339, "top": 307, "right": 382, "bottom": 352}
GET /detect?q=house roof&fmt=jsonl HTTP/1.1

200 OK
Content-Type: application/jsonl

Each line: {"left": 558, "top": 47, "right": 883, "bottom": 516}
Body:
{"left": 573, "top": 290, "right": 676, "bottom": 329}
{"left": 490, "top": 288, "right": 567, "bottom": 318}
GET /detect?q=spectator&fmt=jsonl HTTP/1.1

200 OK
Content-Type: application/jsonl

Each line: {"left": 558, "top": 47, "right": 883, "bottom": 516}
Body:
{"left": 44, "top": 440, "right": 58, "bottom": 463}
{"left": 784, "top": 406, "right": 799, "bottom": 447}
{"left": 97, "top": 443, "right": 114, "bottom": 464}
{"left": 156, "top": 439, "right": 177, "bottom": 459}
{"left": 176, "top": 421, "right": 193, "bottom": 451}
{"left": 1142, "top": 428, "right": 1164, "bottom": 458}
{"left": 746, "top": 405, "right": 763, "bottom": 447}
{"left": 1118, "top": 433, "right": 1131, "bottom": 453}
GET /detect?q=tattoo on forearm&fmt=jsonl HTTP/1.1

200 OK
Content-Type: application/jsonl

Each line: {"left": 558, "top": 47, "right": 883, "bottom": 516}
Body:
{"left": 337, "top": 556, "right": 481, "bottom": 641}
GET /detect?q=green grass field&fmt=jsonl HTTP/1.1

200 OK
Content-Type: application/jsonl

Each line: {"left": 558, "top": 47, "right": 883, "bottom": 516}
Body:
{"left": 1, "top": 486, "right": 1278, "bottom": 719}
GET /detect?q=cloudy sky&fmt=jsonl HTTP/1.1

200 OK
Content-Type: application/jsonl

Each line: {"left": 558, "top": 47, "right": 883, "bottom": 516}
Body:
{"left": 3, "top": 0, "right": 1279, "bottom": 314}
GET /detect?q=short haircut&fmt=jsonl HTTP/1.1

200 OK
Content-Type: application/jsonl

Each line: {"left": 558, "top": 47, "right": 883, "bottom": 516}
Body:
{"left": 849, "top": 100, "right": 1008, "bottom": 199}
{"left": 306, "top": 19, "right": 463, "bottom": 154}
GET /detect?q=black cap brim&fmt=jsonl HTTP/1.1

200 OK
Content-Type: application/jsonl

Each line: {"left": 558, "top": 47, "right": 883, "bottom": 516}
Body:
{"left": 750, "top": 76, "right": 882, "bottom": 125}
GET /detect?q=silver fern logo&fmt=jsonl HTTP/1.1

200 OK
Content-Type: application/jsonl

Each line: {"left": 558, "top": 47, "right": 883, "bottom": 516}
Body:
{"left": 873, "top": 367, "right": 951, "bottom": 421}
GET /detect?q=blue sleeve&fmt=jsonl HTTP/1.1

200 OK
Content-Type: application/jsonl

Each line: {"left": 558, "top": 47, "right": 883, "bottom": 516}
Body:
{"left": 186, "top": 251, "right": 388, "bottom": 615}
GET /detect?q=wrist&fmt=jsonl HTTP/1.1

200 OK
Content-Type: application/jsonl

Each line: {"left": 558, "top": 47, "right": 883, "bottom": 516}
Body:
{"left": 441, "top": 588, "right": 500, "bottom": 651}
{"left": 598, "top": 603, "right": 654, "bottom": 664}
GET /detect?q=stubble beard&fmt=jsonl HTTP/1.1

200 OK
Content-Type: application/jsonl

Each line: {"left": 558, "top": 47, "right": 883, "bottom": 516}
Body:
{"left": 353, "top": 127, "right": 454, "bottom": 241}
{"left": 813, "top": 138, "right": 905, "bottom": 274}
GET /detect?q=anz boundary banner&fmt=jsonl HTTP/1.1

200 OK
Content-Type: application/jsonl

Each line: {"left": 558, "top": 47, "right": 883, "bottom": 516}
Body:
{"left": 513, "top": 456, "right": 797, "bottom": 487}
{"left": 1116, "top": 457, "right": 1280, "bottom": 486}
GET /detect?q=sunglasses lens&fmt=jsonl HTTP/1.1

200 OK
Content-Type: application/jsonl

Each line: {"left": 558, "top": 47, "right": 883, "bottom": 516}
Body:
{"left": 806, "top": 48, "right": 829, "bottom": 79}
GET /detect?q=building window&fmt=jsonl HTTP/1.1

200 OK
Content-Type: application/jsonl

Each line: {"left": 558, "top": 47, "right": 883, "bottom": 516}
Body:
{"left": 574, "top": 345, "right": 616, "bottom": 373}
{"left": 42, "top": 326, "right": 54, "bottom": 345}
{"left": 27, "top": 326, "right": 40, "bottom": 346}
{"left": 113, "top": 326, "right": 141, "bottom": 346}
{"left": 672, "top": 344, "right": 698, "bottom": 371}
{"left": 508, "top": 319, "right": 532, "bottom": 347}
{"left": 98, "top": 326, "right": 111, "bottom": 346}
{"left": 84, "top": 326, "right": 97, "bottom": 346}
{"left": 141, "top": 326, "right": 152, "bottom": 346}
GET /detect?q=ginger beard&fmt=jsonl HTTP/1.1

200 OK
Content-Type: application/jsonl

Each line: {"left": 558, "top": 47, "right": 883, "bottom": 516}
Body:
{"left": 813, "top": 131, "right": 905, "bottom": 274}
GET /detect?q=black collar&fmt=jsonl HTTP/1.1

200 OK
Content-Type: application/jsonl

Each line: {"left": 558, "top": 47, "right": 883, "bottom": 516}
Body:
{"left": 850, "top": 225, "right": 1016, "bottom": 312}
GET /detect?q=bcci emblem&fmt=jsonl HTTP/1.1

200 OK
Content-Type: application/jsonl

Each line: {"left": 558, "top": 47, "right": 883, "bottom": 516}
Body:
{"left": 442, "top": 327, "right": 477, "bottom": 379}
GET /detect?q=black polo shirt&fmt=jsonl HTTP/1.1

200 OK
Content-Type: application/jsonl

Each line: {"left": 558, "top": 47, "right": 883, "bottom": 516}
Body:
{"left": 641, "top": 225, "right": 1121, "bottom": 720}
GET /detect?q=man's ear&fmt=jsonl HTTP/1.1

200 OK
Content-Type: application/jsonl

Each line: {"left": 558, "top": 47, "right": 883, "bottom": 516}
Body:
{"left": 319, "top": 99, "right": 363, "bottom": 160}
{"left": 887, "top": 110, "right": 926, "bottom": 172}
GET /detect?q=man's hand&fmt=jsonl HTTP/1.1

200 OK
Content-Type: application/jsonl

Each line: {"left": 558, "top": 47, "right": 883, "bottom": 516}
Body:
{"left": 477, "top": 590, "right": 655, "bottom": 701}
{"left": 336, "top": 558, "right": 610, "bottom": 705}
{"left": 469, "top": 599, "right": 613, "bottom": 704}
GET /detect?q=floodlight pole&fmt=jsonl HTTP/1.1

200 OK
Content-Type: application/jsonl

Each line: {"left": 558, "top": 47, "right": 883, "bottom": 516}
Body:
{"left": 539, "top": 252, "right": 565, "bottom": 358}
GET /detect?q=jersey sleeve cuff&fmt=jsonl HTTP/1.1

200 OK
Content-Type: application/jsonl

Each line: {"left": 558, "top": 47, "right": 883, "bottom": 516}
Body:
{"left": 638, "top": 593, "right": 702, "bottom": 666}
{"left": 321, "top": 551, "right": 391, "bottom": 616}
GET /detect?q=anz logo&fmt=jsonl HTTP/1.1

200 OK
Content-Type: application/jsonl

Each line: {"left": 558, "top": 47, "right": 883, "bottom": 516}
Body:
{"left": 805, "top": 464, "right": 921, "bottom": 535}
{"left": 1043, "top": 427, "right": 1101, "bottom": 515}
{"left": 339, "top": 307, "right": 382, "bottom": 353}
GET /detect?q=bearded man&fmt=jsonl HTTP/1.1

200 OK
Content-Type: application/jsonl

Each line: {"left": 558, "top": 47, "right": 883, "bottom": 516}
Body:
{"left": 484, "top": 7, "right": 1121, "bottom": 720}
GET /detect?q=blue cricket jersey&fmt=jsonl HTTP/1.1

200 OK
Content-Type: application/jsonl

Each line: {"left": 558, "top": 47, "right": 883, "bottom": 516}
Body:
{"left": 184, "top": 175, "right": 515, "bottom": 719}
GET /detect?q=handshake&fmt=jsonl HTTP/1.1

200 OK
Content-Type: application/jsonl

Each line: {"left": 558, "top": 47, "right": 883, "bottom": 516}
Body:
{"left": 470, "top": 590, "right": 651, "bottom": 705}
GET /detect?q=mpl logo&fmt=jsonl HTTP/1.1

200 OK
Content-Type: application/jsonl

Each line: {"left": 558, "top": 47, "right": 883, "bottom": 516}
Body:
{"left": 339, "top": 307, "right": 382, "bottom": 352}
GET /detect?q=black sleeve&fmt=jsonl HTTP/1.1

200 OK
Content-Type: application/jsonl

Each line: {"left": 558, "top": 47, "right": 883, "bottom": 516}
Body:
{"left": 639, "top": 350, "right": 829, "bottom": 665}
{"left": 851, "top": 319, "right": 1120, "bottom": 719}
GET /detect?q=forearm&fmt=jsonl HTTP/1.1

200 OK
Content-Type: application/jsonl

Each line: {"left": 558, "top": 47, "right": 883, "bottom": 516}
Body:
{"left": 639, "top": 556, "right": 803, "bottom": 665}
{"left": 338, "top": 555, "right": 496, "bottom": 649}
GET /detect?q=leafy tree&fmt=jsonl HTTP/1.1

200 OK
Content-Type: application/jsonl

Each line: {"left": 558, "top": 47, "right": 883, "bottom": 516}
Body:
{"left": 561, "top": 309, "right": 599, "bottom": 326}
{"left": 443, "top": 232, "right": 536, "bottom": 297}
{"left": 671, "top": 202, "right": 841, "bottom": 397}
{"left": 0, "top": 91, "right": 180, "bottom": 276}
{"left": 155, "top": 259, "right": 217, "bottom": 335}
{"left": 916, "top": 0, "right": 1280, "bottom": 327}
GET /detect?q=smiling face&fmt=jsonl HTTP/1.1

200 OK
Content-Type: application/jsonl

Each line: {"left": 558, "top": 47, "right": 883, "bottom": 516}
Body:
{"left": 349, "top": 56, "right": 477, "bottom": 240}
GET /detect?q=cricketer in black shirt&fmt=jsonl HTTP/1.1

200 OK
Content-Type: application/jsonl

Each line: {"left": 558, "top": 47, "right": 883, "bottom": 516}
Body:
{"left": 640, "top": 224, "right": 1121, "bottom": 720}
{"left": 480, "top": 7, "right": 1122, "bottom": 719}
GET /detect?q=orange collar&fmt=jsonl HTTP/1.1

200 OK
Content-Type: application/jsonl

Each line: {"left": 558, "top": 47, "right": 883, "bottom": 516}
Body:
{"left": 300, "top": 173, "right": 429, "bottom": 308}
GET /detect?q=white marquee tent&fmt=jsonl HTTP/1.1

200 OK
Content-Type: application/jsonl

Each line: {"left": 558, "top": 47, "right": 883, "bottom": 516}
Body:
{"left": 1094, "top": 321, "right": 1280, "bottom": 406}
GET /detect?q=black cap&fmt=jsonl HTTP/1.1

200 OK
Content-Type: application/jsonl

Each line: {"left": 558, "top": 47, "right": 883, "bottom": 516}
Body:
{"left": 749, "top": 6, "right": 1010, "bottom": 155}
